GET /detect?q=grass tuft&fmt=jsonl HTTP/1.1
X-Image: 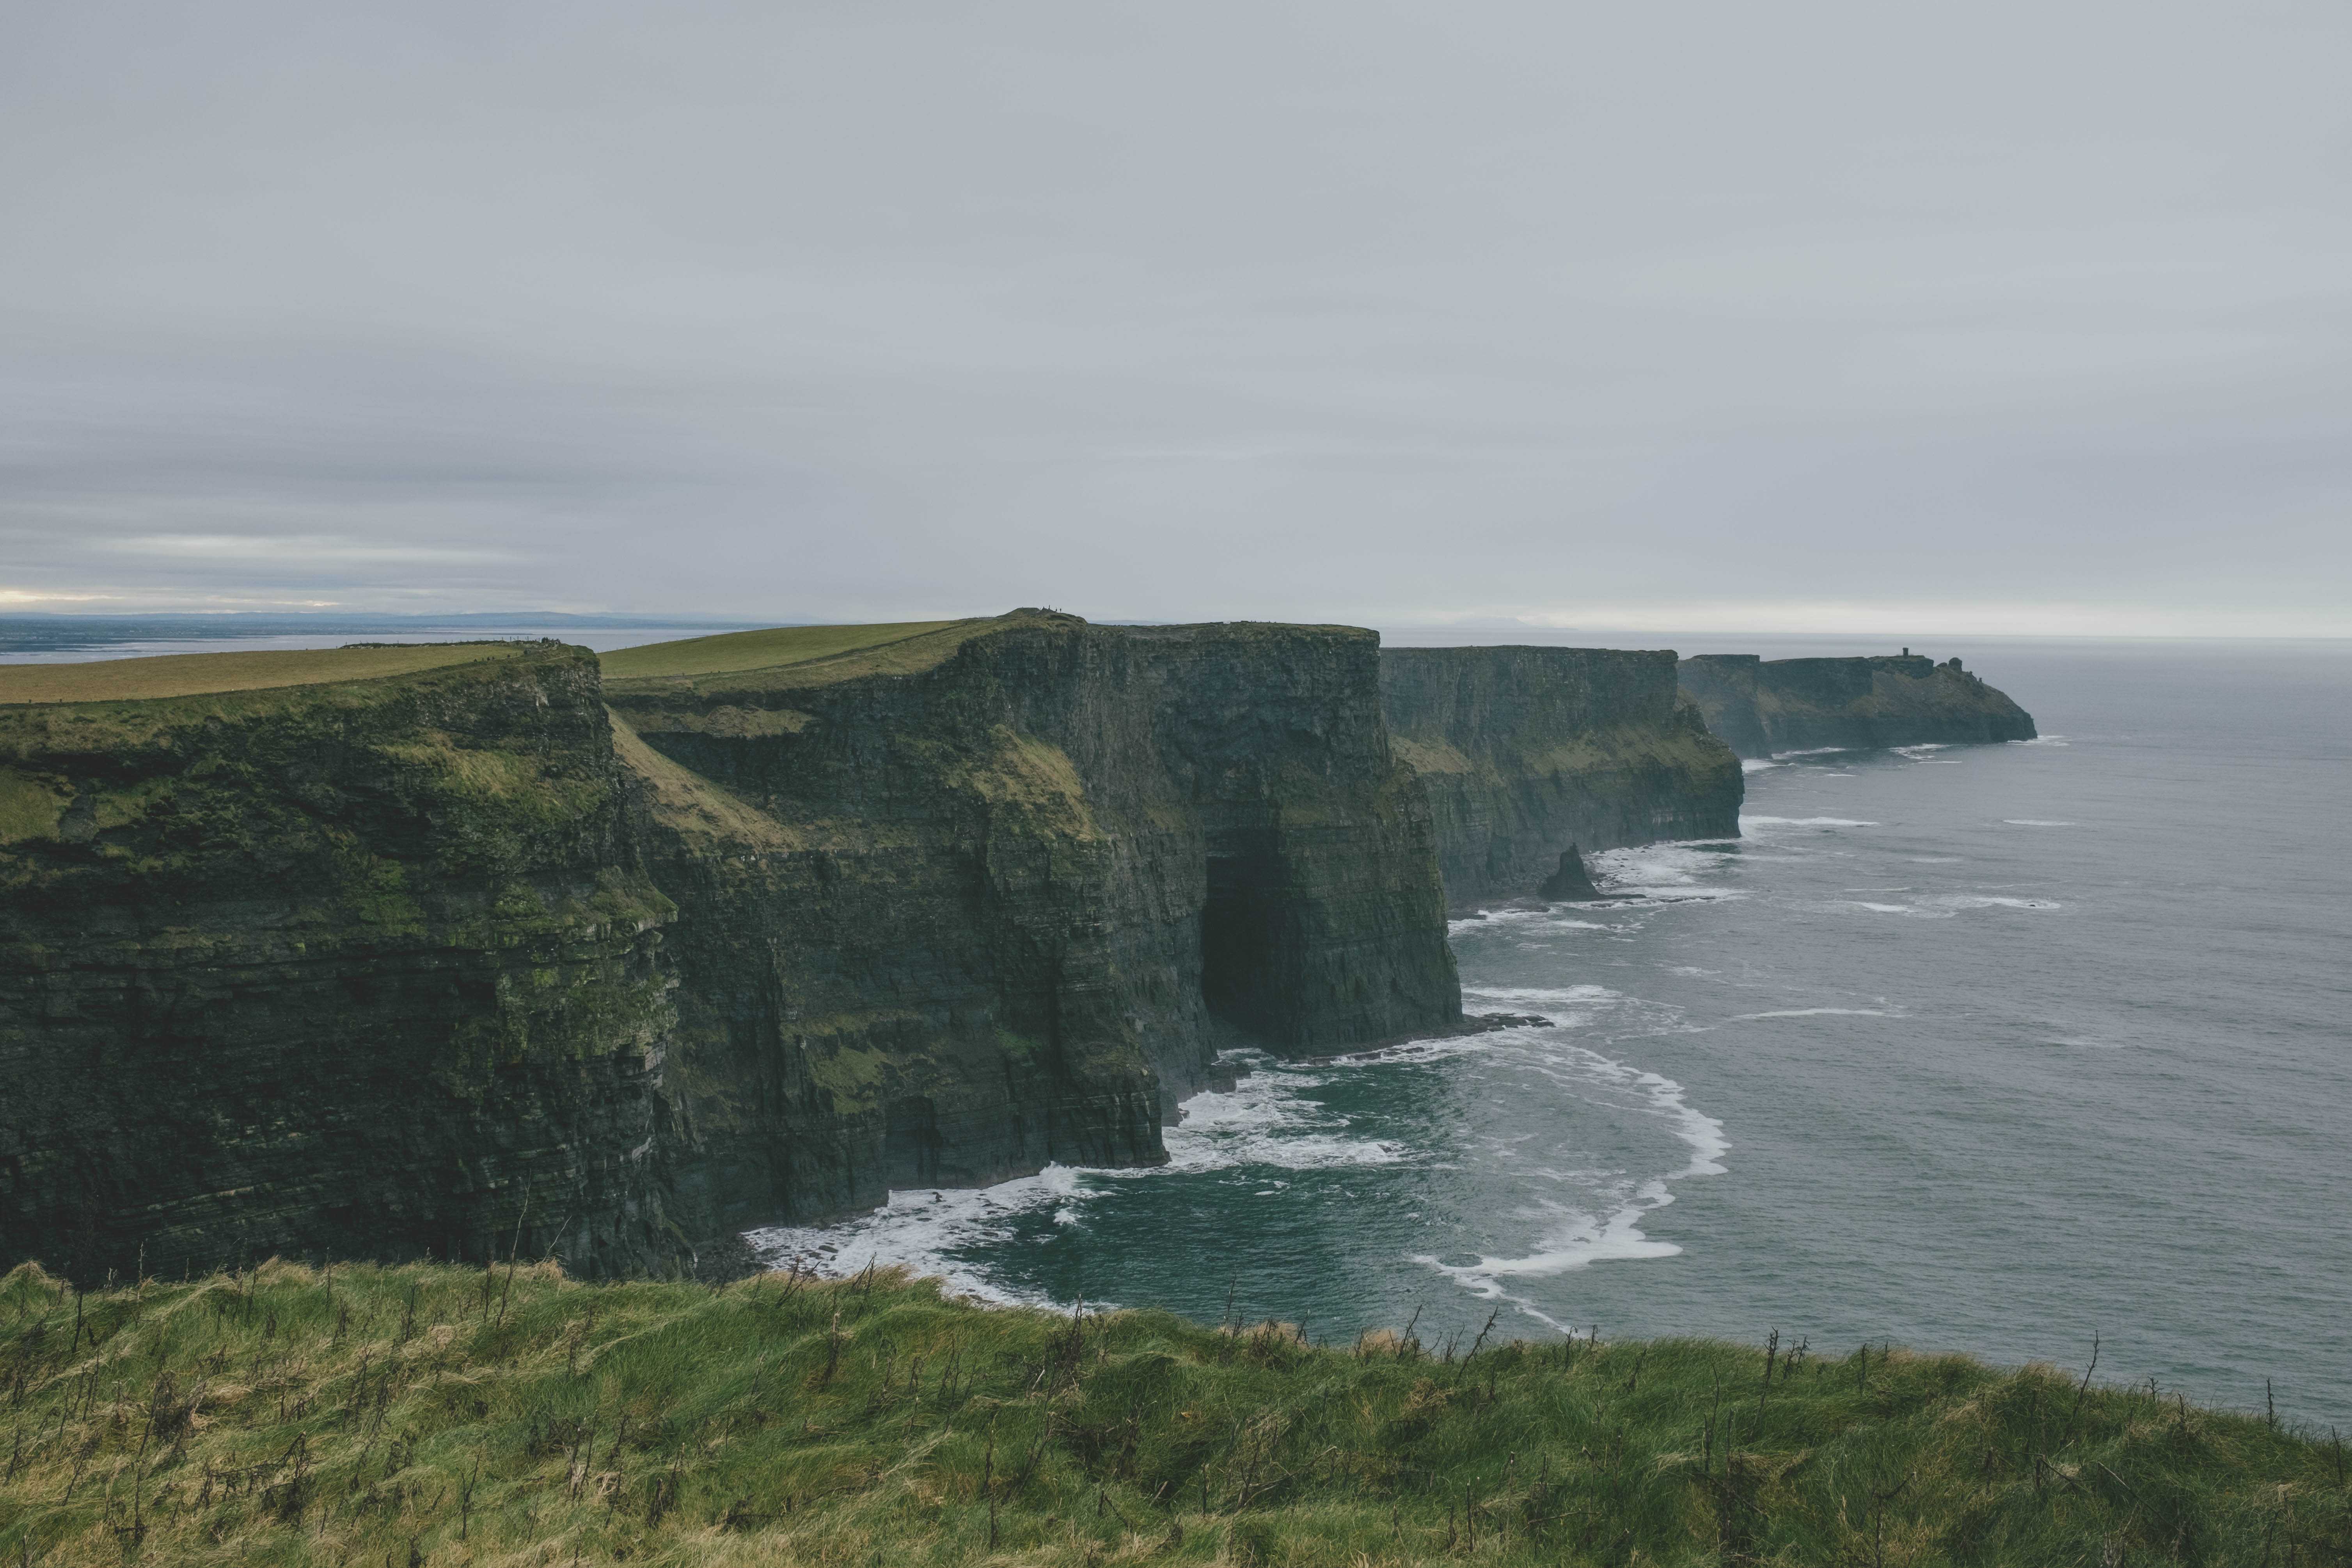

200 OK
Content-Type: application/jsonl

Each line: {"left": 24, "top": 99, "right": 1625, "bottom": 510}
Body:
{"left": 0, "top": 1260, "right": 2341, "bottom": 1564}
{"left": 597, "top": 622, "right": 980, "bottom": 682}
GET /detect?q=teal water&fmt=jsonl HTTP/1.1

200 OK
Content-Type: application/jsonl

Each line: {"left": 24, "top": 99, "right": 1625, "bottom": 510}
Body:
{"left": 753, "top": 640, "right": 2352, "bottom": 1429}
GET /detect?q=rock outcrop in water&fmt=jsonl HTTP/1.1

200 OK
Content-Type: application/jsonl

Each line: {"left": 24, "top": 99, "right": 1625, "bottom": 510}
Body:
{"left": 1676, "top": 652, "right": 2037, "bottom": 758}
{"left": 1378, "top": 647, "right": 1743, "bottom": 907}
{"left": 0, "top": 614, "right": 1462, "bottom": 1278}
{"left": 1537, "top": 845, "right": 1603, "bottom": 902}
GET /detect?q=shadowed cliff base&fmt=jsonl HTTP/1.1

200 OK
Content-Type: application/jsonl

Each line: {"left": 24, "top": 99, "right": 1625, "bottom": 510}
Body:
{"left": 1379, "top": 646, "right": 1744, "bottom": 909}
{"left": 1678, "top": 652, "right": 2038, "bottom": 758}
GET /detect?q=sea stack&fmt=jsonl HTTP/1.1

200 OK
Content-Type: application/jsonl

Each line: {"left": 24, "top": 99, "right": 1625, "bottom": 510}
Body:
{"left": 1537, "top": 844, "right": 1603, "bottom": 901}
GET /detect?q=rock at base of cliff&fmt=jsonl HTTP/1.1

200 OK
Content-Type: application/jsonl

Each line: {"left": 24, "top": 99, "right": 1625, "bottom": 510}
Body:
{"left": 1538, "top": 845, "right": 1603, "bottom": 901}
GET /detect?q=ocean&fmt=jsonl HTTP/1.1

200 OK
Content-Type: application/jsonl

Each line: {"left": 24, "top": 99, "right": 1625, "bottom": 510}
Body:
{"left": 749, "top": 637, "right": 2352, "bottom": 1430}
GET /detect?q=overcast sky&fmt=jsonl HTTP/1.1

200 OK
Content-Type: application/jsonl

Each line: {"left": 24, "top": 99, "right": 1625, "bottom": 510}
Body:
{"left": 4, "top": 3, "right": 2347, "bottom": 634}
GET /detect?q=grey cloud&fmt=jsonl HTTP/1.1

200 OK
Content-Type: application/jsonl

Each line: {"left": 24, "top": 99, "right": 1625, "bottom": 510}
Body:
{"left": 1, "top": 1, "right": 2346, "bottom": 630}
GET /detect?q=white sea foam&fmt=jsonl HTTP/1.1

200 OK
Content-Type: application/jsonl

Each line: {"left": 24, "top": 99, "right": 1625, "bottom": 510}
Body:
{"left": 1414, "top": 1124, "right": 1722, "bottom": 1303}
{"left": 1740, "top": 758, "right": 1780, "bottom": 773}
{"left": 1590, "top": 840, "right": 1743, "bottom": 901}
{"left": 754, "top": 1013, "right": 1731, "bottom": 1324}
{"left": 744, "top": 1166, "right": 1089, "bottom": 1305}
{"left": 1462, "top": 983, "right": 1620, "bottom": 1007}
{"left": 1848, "top": 901, "right": 1934, "bottom": 915}
{"left": 743, "top": 1053, "right": 1421, "bottom": 1299}
{"left": 1402, "top": 1016, "right": 1727, "bottom": 1317}
{"left": 1741, "top": 815, "right": 1879, "bottom": 828}
{"left": 1770, "top": 746, "right": 1851, "bottom": 758}
{"left": 1734, "top": 1007, "right": 1898, "bottom": 1020}
{"left": 1452, "top": 906, "right": 1641, "bottom": 935}
{"left": 2008, "top": 735, "right": 2070, "bottom": 746}
{"left": 1928, "top": 894, "right": 2061, "bottom": 911}
{"left": 2003, "top": 819, "right": 2075, "bottom": 827}
{"left": 1145, "top": 1064, "right": 1417, "bottom": 1175}
{"left": 1892, "top": 743, "right": 1951, "bottom": 758}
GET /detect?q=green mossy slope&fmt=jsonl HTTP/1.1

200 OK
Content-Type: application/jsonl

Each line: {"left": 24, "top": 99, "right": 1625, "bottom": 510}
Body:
{"left": 1, "top": 1261, "right": 2339, "bottom": 1566}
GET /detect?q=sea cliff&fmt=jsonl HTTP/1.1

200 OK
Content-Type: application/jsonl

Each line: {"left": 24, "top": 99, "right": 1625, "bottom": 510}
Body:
{"left": 1379, "top": 647, "right": 1743, "bottom": 907}
{"left": 605, "top": 612, "right": 1461, "bottom": 1235}
{"left": 0, "top": 642, "right": 682, "bottom": 1283}
{"left": 1678, "top": 652, "right": 2037, "bottom": 757}
{"left": 0, "top": 615, "right": 1463, "bottom": 1277}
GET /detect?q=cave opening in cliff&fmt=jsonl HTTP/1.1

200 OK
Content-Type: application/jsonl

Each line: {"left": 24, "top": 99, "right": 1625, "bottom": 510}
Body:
{"left": 1201, "top": 831, "right": 1292, "bottom": 1043}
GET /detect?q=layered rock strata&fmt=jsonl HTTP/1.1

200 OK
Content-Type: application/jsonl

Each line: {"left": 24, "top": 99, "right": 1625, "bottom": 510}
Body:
{"left": 0, "top": 643, "right": 682, "bottom": 1282}
{"left": 1677, "top": 653, "right": 2037, "bottom": 758}
{"left": 1378, "top": 647, "right": 1744, "bottom": 908}
{"left": 2, "top": 614, "right": 1465, "bottom": 1278}
{"left": 605, "top": 613, "right": 1462, "bottom": 1234}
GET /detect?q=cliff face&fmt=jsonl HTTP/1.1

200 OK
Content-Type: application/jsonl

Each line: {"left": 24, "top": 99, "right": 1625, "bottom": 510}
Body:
{"left": 604, "top": 613, "right": 1462, "bottom": 1234}
{"left": 0, "top": 615, "right": 1468, "bottom": 1278}
{"left": 0, "top": 643, "right": 682, "bottom": 1282}
{"left": 1378, "top": 648, "right": 1744, "bottom": 908}
{"left": 1677, "top": 653, "right": 2037, "bottom": 758}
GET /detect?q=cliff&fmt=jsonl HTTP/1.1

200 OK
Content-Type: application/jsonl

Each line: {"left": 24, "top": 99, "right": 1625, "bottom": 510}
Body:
{"left": 1677, "top": 652, "right": 2037, "bottom": 757}
{"left": 0, "top": 642, "right": 683, "bottom": 1283}
{"left": 603, "top": 611, "right": 1462, "bottom": 1235}
{"left": 1378, "top": 647, "right": 1744, "bottom": 907}
{"left": 1, "top": 615, "right": 1464, "bottom": 1278}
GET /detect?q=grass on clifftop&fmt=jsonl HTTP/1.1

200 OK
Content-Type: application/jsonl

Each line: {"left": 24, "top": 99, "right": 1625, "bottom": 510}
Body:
{"left": 0, "top": 644, "right": 523, "bottom": 707}
{"left": 599, "top": 622, "right": 983, "bottom": 682}
{"left": 3, "top": 1262, "right": 2345, "bottom": 1566}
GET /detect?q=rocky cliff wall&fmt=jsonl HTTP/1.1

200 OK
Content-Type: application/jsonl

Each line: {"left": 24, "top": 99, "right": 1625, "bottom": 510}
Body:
{"left": 0, "top": 643, "right": 683, "bottom": 1283}
{"left": 1677, "top": 653, "right": 2037, "bottom": 758}
{"left": 1, "top": 615, "right": 1469, "bottom": 1278}
{"left": 605, "top": 613, "right": 1463, "bottom": 1234}
{"left": 1378, "top": 647, "right": 1744, "bottom": 908}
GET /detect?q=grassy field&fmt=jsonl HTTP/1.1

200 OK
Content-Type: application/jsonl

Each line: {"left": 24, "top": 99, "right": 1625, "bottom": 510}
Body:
{"left": 0, "top": 644, "right": 522, "bottom": 706}
{"left": 1, "top": 1261, "right": 2342, "bottom": 1566}
{"left": 599, "top": 622, "right": 983, "bottom": 682}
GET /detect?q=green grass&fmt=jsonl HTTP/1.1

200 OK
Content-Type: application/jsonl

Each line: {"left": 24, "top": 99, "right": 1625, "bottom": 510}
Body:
{"left": 598, "top": 622, "right": 983, "bottom": 682}
{"left": 2, "top": 1262, "right": 2342, "bottom": 1565}
{"left": 0, "top": 644, "right": 522, "bottom": 707}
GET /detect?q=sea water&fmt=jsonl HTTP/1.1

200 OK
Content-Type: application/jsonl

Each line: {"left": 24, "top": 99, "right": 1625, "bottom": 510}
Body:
{"left": 749, "top": 639, "right": 2352, "bottom": 1429}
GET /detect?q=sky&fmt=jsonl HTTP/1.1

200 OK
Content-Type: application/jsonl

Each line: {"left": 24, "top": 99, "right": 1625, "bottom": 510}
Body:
{"left": 3, "top": 2, "right": 2348, "bottom": 636}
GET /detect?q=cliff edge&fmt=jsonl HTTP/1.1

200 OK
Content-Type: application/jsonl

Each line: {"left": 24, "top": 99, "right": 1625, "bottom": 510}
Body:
{"left": 1677, "top": 652, "right": 2037, "bottom": 758}
{"left": 0, "top": 642, "right": 682, "bottom": 1282}
{"left": 2, "top": 616, "right": 1468, "bottom": 1278}
{"left": 1379, "top": 647, "right": 1743, "bottom": 908}
{"left": 605, "top": 611, "right": 1462, "bottom": 1236}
